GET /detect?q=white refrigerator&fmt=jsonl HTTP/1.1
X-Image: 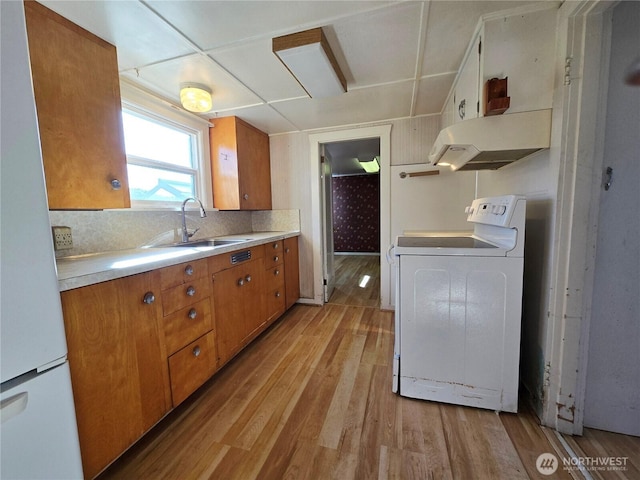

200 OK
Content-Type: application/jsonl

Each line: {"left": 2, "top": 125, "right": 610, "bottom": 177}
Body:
{"left": 0, "top": 2, "right": 84, "bottom": 478}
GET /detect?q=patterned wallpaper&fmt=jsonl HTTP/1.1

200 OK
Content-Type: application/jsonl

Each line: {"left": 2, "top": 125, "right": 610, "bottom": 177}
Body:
{"left": 332, "top": 174, "right": 380, "bottom": 253}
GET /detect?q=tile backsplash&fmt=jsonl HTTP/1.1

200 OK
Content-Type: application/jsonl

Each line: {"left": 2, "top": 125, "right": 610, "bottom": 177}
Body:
{"left": 49, "top": 209, "right": 300, "bottom": 258}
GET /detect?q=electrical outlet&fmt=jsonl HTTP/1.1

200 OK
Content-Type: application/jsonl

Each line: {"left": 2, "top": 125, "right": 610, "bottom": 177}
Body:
{"left": 52, "top": 226, "right": 73, "bottom": 251}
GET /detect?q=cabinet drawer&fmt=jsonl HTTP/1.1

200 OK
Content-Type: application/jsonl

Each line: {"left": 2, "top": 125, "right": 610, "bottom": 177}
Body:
{"left": 266, "top": 265, "right": 285, "bottom": 289}
{"left": 209, "top": 244, "right": 265, "bottom": 274}
{"left": 160, "top": 258, "right": 209, "bottom": 290}
{"left": 264, "top": 241, "right": 284, "bottom": 268}
{"left": 162, "top": 277, "right": 211, "bottom": 316}
{"left": 163, "top": 299, "right": 213, "bottom": 355}
{"left": 168, "top": 331, "right": 217, "bottom": 407}
{"left": 266, "top": 287, "right": 286, "bottom": 323}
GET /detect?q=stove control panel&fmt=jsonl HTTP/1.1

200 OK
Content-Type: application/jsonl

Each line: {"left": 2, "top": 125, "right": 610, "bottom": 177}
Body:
{"left": 465, "top": 195, "right": 526, "bottom": 228}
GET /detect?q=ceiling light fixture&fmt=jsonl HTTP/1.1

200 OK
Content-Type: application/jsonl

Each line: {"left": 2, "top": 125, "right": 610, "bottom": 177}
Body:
{"left": 359, "top": 157, "right": 380, "bottom": 173}
{"left": 179, "top": 83, "right": 212, "bottom": 113}
{"left": 272, "top": 27, "right": 347, "bottom": 98}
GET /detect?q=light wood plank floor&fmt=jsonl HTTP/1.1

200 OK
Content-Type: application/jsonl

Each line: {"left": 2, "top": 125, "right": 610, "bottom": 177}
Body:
{"left": 329, "top": 254, "right": 380, "bottom": 307}
{"left": 97, "top": 256, "right": 638, "bottom": 480}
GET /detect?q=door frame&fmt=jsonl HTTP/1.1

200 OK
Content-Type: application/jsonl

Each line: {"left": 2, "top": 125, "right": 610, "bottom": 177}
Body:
{"left": 308, "top": 125, "right": 392, "bottom": 308}
{"left": 543, "top": 0, "right": 615, "bottom": 434}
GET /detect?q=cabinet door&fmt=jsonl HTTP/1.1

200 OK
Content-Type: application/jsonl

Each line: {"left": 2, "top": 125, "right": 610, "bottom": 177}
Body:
{"left": 236, "top": 119, "right": 272, "bottom": 210}
{"left": 212, "top": 258, "right": 266, "bottom": 365}
{"left": 61, "top": 271, "right": 170, "bottom": 479}
{"left": 212, "top": 265, "right": 250, "bottom": 364}
{"left": 210, "top": 116, "right": 272, "bottom": 211}
{"left": 284, "top": 237, "right": 300, "bottom": 309}
{"left": 454, "top": 33, "right": 481, "bottom": 123}
{"left": 24, "top": 2, "right": 130, "bottom": 210}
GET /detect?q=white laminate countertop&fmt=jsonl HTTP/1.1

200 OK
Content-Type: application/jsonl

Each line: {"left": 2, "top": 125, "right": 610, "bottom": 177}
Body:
{"left": 56, "top": 231, "right": 300, "bottom": 292}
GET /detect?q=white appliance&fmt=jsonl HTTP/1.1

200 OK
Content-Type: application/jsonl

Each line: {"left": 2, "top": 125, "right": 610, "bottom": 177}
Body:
{"left": 0, "top": 3, "right": 84, "bottom": 478}
{"left": 392, "top": 195, "right": 526, "bottom": 412}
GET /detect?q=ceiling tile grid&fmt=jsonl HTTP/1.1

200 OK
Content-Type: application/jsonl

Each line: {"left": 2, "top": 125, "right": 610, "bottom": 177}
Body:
{"left": 39, "top": 0, "right": 547, "bottom": 134}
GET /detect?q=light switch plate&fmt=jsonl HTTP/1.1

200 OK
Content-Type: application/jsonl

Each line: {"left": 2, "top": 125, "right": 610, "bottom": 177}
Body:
{"left": 52, "top": 226, "right": 73, "bottom": 250}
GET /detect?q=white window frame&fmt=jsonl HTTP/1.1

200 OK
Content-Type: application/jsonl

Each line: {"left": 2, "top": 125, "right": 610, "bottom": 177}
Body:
{"left": 119, "top": 80, "right": 213, "bottom": 210}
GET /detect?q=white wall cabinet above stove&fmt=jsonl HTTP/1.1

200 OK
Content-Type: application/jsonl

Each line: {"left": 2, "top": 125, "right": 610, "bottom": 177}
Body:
{"left": 443, "top": 5, "right": 558, "bottom": 129}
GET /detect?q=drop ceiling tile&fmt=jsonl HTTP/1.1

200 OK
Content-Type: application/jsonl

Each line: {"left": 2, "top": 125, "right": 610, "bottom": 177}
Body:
{"left": 421, "top": 1, "right": 545, "bottom": 76}
{"left": 333, "top": 2, "right": 423, "bottom": 88}
{"left": 127, "top": 53, "right": 264, "bottom": 112}
{"left": 414, "top": 74, "right": 457, "bottom": 116}
{"left": 39, "top": 0, "right": 195, "bottom": 70}
{"left": 211, "top": 105, "right": 299, "bottom": 135}
{"left": 209, "top": 39, "right": 307, "bottom": 103}
{"left": 271, "top": 82, "right": 414, "bottom": 131}
{"left": 146, "top": 1, "right": 395, "bottom": 51}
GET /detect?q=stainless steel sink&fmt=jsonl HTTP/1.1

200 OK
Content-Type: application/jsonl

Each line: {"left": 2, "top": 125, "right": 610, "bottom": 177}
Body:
{"left": 150, "top": 238, "right": 251, "bottom": 248}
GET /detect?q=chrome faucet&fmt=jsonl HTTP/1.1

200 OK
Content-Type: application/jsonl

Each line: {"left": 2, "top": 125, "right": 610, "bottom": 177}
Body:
{"left": 181, "top": 197, "right": 207, "bottom": 243}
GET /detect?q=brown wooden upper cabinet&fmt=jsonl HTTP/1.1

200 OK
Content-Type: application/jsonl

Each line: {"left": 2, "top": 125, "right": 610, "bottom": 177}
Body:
{"left": 209, "top": 116, "right": 272, "bottom": 210}
{"left": 24, "top": 1, "right": 130, "bottom": 210}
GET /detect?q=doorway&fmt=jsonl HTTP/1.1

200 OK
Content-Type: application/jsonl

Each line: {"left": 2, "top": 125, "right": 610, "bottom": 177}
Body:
{"left": 323, "top": 138, "right": 381, "bottom": 306}
{"left": 308, "top": 125, "right": 392, "bottom": 308}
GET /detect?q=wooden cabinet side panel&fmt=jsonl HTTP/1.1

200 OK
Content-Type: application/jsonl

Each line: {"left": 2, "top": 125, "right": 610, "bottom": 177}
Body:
{"left": 284, "top": 237, "right": 300, "bottom": 309}
{"left": 210, "top": 117, "right": 240, "bottom": 210}
{"left": 61, "top": 271, "right": 169, "bottom": 479}
{"left": 24, "top": 1, "right": 130, "bottom": 210}
{"left": 236, "top": 119, "right": 272, "bottom": 210}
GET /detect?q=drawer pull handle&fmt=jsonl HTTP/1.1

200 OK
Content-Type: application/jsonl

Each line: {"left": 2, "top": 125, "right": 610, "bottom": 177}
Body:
{"left": 110, "top": 179, "right": 122, "bottom": 190}
{"left": 238, "top": 278, "right": 244, "bottom": 286}
{"left": 142, "top": 292, "right": 155, "bottom": 304}
{"left": 188, "top": 308, "right": 197, "bottom": 319}
{"left": 274, "top": 269, "right": 280, "bottom": 276}
{"left": 192, "top": 346, "right": 201, "bottom": 357}
{"left": 184, "top": 265, "right": 194, "bottom": 276}
{"left": 273, "top": 256, "right": 279, "bottom": 262}
{"left": 186, "top": 286, "right": 196, "bottom": 296}
{"left": 245, "top": 275, "right": 252, "bottom": 283}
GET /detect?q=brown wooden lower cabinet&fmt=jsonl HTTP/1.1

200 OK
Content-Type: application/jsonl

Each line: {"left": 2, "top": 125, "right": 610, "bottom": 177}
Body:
{"left": 61, "top": 236, "right": 300, "bottom": 479}
{"left": 60, "top": 271, "right": 171, "bottom": 480}
{"left": 211, "top": 248, "right": 266, "bottom": 366}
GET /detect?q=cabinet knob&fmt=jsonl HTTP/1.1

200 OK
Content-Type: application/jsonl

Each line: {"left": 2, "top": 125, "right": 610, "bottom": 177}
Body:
{"left": 237, "top": 278, "right": 245, "bottom": 286}
{"left": 273, "top": 243, "right": 279, "bottom": 249}
{"left": 186, "top": 286, "right": 196, "bottom": 296}
{"left": 274, "top": 269, "right": 280, "bottom": 276}
{"left": 285, "top": 248, "right": 290, "bottom": 253}
{"left": 192, "top": 346, "right": 201, "bottom": 357}
{"left": 184, "top": 265, "right": 194, "bottom": 276}
{"left": 110, "top": 179, "right": 122, "bottom": 190}
{"left": 188, "top": 308, "right": 197, "bottom": 319}
{"left": 245, "top": 275, "right": 252, "bottom": 283}
{"left": 243, "top": 193, "right": 249, "bottom": 200}
{"left": 273, "top": 256, "right": 279, "bottom": 262}
{"left": 275, "top": 291, "right": 281, "bottom": 298}
{"left": 142, "top": 292, "right": 155, "bottom": 304}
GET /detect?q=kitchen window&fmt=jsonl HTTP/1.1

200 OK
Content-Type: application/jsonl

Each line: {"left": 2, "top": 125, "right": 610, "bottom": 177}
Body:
{"left": 120, "top": 83, "right": 212, "bottom": 208}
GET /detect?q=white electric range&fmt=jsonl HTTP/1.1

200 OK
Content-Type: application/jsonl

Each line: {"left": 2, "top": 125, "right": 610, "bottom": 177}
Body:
{"left": 392, "top": 195, "right": 526, "bottom": 412}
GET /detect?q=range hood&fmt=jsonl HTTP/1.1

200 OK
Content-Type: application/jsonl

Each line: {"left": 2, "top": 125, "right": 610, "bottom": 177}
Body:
{"left": 429, "top": 109, "right": 552, "bottom": 171}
